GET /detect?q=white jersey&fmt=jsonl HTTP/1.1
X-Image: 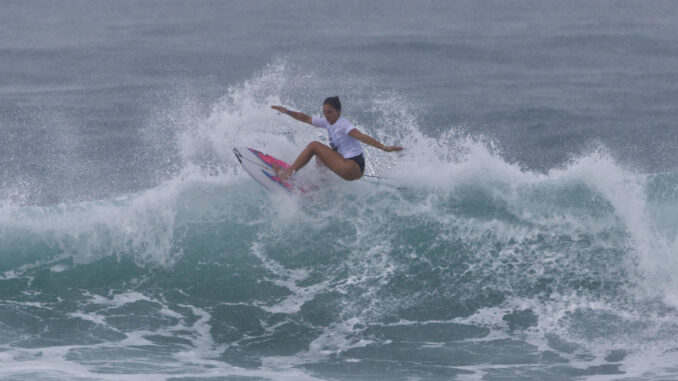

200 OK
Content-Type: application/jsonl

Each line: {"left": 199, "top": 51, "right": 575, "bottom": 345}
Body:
{"left": 311, "top": 116, "right": 363, "bottom": 158}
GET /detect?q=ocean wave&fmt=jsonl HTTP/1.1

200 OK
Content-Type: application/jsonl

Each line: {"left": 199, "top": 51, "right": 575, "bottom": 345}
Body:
{"left": 1, "top": 61, "right": 677, "bottom": 380}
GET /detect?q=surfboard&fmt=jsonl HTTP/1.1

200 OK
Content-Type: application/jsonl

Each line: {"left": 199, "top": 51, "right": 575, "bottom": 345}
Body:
{"left": 233, "top": 147, "right": 305, "bottom": 193}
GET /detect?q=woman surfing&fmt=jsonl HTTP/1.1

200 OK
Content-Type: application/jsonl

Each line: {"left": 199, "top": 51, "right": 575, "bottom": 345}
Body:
{"left": 271, "top": 96, "right": 403, "bottom": 181}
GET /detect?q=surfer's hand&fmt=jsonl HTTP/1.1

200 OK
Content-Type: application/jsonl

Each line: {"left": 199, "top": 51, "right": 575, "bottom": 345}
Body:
{"left": 384, "top": 145, "right": 403, "bottom": 152}
{"left": 271, "top": 105, "right": 287, "bottom": 114}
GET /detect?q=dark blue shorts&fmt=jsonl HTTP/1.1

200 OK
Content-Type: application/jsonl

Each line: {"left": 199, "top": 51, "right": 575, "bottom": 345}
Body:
{"left": 347, "top": 154, "right": 365, "bottom": 175}
{"left": 330, "top": 143, "right": 365, "bottom": 175}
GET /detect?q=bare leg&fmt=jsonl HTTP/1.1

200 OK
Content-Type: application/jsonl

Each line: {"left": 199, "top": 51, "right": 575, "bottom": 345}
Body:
{"left": 277, "top": 141, "right": 362, "bottom": 181}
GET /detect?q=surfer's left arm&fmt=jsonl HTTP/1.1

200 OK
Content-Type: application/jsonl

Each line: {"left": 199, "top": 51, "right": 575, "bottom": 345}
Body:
{"left": 349, "top": 129, "right": 403, "bottom": 152}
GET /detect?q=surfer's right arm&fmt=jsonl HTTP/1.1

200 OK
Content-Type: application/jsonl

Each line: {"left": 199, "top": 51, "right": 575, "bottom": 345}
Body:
{"left": 271, "top": 105, "right": 312, "bottom": 125}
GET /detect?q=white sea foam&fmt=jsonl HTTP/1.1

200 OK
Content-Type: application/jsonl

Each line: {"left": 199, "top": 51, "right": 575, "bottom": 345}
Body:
{"left": 1, "top": 59, "right": 677, "bottom": 381}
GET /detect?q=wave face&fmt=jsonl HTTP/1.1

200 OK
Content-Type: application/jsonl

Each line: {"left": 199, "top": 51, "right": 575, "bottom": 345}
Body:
{"left": 1, "top": 62, "right": 677, "bottom": 381}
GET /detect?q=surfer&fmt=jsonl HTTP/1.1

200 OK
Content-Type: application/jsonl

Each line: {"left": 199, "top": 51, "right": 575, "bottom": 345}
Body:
{"left": 271, "top": 96, "right": 403, "bottom": 181}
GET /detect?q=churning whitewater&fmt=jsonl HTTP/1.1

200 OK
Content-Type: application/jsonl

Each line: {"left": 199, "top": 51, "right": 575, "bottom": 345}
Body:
{"left": 2, "top": 1, "right": 678, "bottom": 379}
{"left": 1, "top": 64, "right": 677, "bottom": 380}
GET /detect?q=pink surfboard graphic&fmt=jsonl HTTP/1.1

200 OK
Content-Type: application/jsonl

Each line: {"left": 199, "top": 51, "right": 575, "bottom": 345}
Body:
{"left": 234, "top": 147, "right": 307, "bottom": 194}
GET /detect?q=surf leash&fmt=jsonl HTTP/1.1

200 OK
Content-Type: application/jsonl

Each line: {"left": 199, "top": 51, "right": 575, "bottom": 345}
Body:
{"left": 363, "top": 174, "right": 391, "bottom": 180}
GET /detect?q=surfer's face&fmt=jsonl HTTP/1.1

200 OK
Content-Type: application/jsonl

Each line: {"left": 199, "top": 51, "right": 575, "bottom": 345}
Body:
{"left": 323, "top": 104, "right": 340, "bottom": 125}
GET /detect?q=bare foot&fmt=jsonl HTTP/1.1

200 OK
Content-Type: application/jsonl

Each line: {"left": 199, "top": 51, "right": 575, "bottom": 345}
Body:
{"left": 272, "top": 164, "right": 293, "bottom": 182}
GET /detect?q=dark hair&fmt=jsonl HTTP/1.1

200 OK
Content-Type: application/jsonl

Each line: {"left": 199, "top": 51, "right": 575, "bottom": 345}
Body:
{"left": 323, "top": 96, "right": 341, "bottom": 112}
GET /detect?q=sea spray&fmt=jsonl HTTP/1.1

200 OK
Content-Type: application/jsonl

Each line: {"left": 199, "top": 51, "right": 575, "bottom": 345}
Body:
{"left": 1, "top": 62, "right": 677, "bottom": 380}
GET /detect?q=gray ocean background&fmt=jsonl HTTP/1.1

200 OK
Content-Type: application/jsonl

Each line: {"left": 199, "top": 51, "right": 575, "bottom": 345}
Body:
{"left": 1, "top": 1, "right": 678, "bottom": 380}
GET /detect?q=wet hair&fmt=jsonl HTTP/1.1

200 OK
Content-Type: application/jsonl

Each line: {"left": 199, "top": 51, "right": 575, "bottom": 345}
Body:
{"left": 323, "top": 96, "right": 342, "bottom": 112}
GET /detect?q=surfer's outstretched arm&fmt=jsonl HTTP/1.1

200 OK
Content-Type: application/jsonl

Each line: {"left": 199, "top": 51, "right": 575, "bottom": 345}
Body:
{"left": 271, "top": 105, "right": 312, "bottom": 125}
{"left": 348, "top": 129, "right": 403, "bottom": 152}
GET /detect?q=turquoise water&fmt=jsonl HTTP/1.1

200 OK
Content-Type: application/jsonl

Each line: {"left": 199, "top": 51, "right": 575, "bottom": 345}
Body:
{"left": 1, "top": 1, "right": 678, "bottom": 380}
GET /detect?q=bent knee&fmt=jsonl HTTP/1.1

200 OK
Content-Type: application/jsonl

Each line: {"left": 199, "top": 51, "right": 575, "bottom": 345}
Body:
{"left": 306, "top": 141, "right": 327, "bottom": 152}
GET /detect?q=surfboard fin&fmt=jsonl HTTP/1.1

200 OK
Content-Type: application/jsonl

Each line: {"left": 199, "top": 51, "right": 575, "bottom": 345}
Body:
{"left": 233, "top": 148, "right": 243, "bottom": 164}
